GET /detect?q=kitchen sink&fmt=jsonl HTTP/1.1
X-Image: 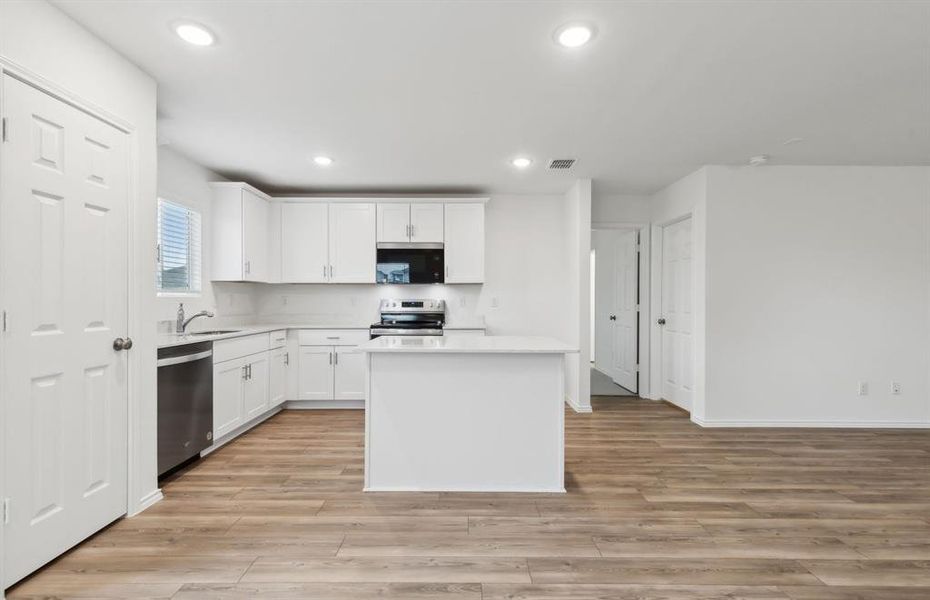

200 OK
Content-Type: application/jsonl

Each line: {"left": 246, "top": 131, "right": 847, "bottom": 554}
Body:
{"left": 188, "top": 330, "right": 241, "bottom": 336}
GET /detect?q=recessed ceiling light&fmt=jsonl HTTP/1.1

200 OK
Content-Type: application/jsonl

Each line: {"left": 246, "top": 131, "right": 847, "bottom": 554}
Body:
{"left": 313, "top": 156, "right": 334, "bottom": 166}
{"left": 748, "top": 154, "right": 769, "bottom": 166}
{"left": 555, "top": 23, "right": 595, "bottom": 48}
{"left": 511, "top": 157, "right": 532, "bottom": 169}
{"left": 175, "top": 22, "right": 215, "bottom": 46}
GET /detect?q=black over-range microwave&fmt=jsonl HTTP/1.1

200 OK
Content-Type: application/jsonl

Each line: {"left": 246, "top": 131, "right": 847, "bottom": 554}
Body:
{"left": 376, "top": 243, "right": 444, "bottom": 284}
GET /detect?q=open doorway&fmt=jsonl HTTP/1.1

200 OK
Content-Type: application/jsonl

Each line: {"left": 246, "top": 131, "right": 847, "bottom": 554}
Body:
{"left": 591, "top": 228, "right": 641, "bottom": 397}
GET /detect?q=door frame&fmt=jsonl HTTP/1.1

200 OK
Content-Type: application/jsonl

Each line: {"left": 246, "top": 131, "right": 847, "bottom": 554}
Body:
{"left": 0, "top": 59, "right": 143, "bottom": 592}
{"left": 590, "top": 222, "right": 651, "bottom": 400}
{"left": 650, "top": 214, "right": 695, "bottom": 411}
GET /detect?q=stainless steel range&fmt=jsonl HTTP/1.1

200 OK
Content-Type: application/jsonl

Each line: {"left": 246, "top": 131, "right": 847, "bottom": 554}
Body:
{"left": 370, "top": 299, "right": 445, "bottom": 338}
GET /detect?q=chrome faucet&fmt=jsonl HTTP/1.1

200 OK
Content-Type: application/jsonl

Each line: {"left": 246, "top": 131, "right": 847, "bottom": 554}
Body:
{"left": 176, "top": 302, "right": 215, "bottom": 334}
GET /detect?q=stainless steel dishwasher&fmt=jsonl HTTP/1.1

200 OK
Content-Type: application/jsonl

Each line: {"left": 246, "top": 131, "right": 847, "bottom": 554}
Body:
{"left": 157, "top": 341, "right": 214, "bottom": 476}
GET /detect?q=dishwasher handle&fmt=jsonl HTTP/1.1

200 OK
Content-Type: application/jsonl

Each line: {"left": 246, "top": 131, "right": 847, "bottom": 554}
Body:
{"left": 157, "top": 349, "right": 213, "bottom": 368}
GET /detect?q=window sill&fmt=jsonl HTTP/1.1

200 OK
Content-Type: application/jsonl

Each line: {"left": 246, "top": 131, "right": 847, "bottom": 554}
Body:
{"left": 157, "top": 291, "right": 202, "bottom": 298}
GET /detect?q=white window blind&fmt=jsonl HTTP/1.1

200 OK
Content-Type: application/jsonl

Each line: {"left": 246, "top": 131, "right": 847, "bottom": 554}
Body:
{"left": 156, "top": 198, "right": 202, "bottom": 294}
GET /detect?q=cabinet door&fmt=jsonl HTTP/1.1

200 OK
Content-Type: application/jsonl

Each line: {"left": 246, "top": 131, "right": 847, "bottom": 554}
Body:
{"left": 377, "top": 203, "right": 410, "bottom": 243}
{"left": 444, "top": 203, "right": 485, "bottom": 283}
{"left": 214, "top": 358, "right": 246, "bottom": 439}
{"left": 410, "top": 203, "right": 444, "bottom": 243}
{"left": 243, "top": 352, "right": 270, "bottom": 420}
{"left": 281, "top": 203, "right": 329, "bottom": 283}
{"left": 298, "top": 347, "right": 335, "bottom": 401}
{"left": 333, "top": 348, "right": 365, "bottom": 401}
{"left": 329, "top": 203, "right": 376, "bottom": 283}
{"left": 242, "top": 188, "right": 269, "bottom": 281}
{"left": 269, "top": 347, "right": 288, "bottom": 408}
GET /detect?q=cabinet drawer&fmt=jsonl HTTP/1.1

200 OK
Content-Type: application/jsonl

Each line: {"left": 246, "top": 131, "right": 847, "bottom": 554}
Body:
{"left": 214, "top": 333, "right": 270, "bottom": 363}
{"left": 298, "top": 329, "right": 369, "bottom": 346}
{"left": 269, "top": 329, "right": 287, "bottom": 348}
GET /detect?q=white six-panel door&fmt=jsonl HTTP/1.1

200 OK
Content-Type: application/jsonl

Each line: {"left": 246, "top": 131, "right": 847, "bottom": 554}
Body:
{"left": 660, "top": 218, "right": 694, "bottom": 411}
{"left": 1, "top": 75, "right": 130, "bottom": 586}
{"left": 612, "top": 230, "right": 639, "bottom": 392}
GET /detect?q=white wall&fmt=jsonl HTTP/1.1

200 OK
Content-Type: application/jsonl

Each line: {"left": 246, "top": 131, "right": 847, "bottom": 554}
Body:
{"left": 593, "top": 193, "right": 651, "bottom": 225}
{"left": 649, "top": 168, "right": 708, "bottom": 419}
{"left": 703, "top": 165, "right": 930, "bottom": 426}
{"left": 0, "top": 0, "right": 159, "bottom": 529}
{"left": 563, "top": 180, "right": 593, "bottom": 412}
{"left": 156, "top": 147, "right": 257, "bottom": 328}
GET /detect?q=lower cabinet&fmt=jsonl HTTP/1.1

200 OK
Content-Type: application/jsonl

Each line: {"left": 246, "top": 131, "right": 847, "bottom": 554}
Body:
{"left": 213, "top": 356, "right": 247, "bottom": 439}
{"left": 269, "top": 346, "right": 288, "bottom": 408}
{"left": 298, "top": 344, "right": 365, "bottom": 401}
{"left": 243, "top": 352, "right": 270, "bottom": 420}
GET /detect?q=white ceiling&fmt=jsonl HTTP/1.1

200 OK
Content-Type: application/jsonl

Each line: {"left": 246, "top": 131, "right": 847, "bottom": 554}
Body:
{"left": 53, "top": 0, "right": 930, "bottom": 195}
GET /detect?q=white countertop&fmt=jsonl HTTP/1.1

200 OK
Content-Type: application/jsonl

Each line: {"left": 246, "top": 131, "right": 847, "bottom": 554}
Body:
{"left": 358, "top": 335, "right": 577, "bottom": 354}
{"left": 157, "top": 322, "right": 487, "bottom": 348}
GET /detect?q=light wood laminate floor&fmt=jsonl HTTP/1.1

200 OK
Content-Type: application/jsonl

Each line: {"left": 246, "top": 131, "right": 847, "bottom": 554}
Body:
{"left": 8, "top": 399, "right": 930, "bottom": 599}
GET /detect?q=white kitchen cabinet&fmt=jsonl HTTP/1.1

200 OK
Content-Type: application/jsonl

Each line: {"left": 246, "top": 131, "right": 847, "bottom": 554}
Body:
{"left": 410, "top": 203, "right": 444, "bottom": 243}
{"left": 298, "top": 347, "right": 335, "bottom": 401}
{"left": 377, "top": 203, "right": 444, "bottom": 244}
{"left": 242, "top": 352, "right": 270, "bottom": 420}
{"left": 444, "top": 203, "right": 485, "bottom": 283}
{"left": 281, "top": 202, "right": 328, "bottom": 283}
{"left": 377, "top": 203, "right": 411, "bottom": 243}
{"left": 211, "top": 183, "right": 272, "bottom": 282}
{"left": 329, "top": 203, "right": 376, "bottom": 283}
{"left": 213, "top": 356, "right": 247, "bottom": 439}
{"left": 333, "top": 348, "right": 366, "bottom": 400}
{"left": 269, "top": 346, "right": 288, "bottom": 408}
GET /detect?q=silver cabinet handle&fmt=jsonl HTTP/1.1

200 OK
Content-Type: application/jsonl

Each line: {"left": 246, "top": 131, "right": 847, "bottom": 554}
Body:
{"left": 244, "top": 260, "right": 251, "bottom": 275}
{"left": 410, "top": 224, "right": 415, "bottom": 239}
{"left": 328, "top": 352, "right": 332, "bottom": 365}
{"left": 323, "top": 265, "right": 327, "bottom": 280}
{"left": 329, "top": 265, "right": 334, "bottom": 278}
{"left": 445, "top": 265, "right": 449, "bottom": 279}
{"left": 334, "top": 351, "right": 339, "bottom": 365}
{"left": 113, "top": 337, "right": 133, "bottom": 351}
{"left": 657, "top": 318, "right": 666, "bottom": 325}
{"left": 284, "top": 352, "right": 289, "bottom": 366}
{"left": 242, "top": 365, "right": 248, "bottom": 380}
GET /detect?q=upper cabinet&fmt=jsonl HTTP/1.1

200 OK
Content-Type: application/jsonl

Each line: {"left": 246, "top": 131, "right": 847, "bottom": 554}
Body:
{"left": 377, "top": 203, "right": 444, "bottom": 244}
{"left": 210, "top": 183, "right": 272, "bottom": 282}
{"left": 329, "top": 203, "right": 376, "bottom": 283}
{"left": 281, "top": 203, "right": 329, "bottom": 283}
{"left": 444, "top": 203, "right": 485, "bottom": 283}
{"left": 212, "top": 184, "right": 484, "bottom": 285}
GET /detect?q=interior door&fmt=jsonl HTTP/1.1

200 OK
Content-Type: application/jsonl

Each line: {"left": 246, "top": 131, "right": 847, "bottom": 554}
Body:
{"left": 612, "top": 230, "right": 639, "bottom": 392}
{"left": 377, "top": 203, "right": 410, "bottom": 243}
{"left": 281, "top": 203, "right": 328, "bottom": 283}
{"left": 593, "top": 231, "right": 616, "bottom": 377}
{"left": 410, "top": 203, "right": 444, "bottom": 243}
{"left": 660, "top": 218, "right": 694, "bottom": 411}
{"left": 333, "top": 348, "right": 365, "bottom": 400}
{"left": 1, "top": 75, "right": 130, "bottom": 586}
{"left": 329, "top": 203, "right": 376, "bottom": 283}
{"left": 241, "top": 189, "right": 268, "bottom": 281}
{"left": 298, "top": 347, "right": 334, "bottom": 400}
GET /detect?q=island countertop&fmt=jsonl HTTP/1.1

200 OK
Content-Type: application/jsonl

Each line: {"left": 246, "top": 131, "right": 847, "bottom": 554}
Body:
{"left": 358, "top": 335, "right": 577, "bottom": 354}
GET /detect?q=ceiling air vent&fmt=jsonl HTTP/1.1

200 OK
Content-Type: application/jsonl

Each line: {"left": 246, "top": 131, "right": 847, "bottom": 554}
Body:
{"left": 548, "top": 158, "right": 575, "bottom": 170}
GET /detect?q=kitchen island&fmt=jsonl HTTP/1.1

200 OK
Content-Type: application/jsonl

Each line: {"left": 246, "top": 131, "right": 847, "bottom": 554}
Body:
{"left": 358, "top": 335, "right": 576, "bottom": 492}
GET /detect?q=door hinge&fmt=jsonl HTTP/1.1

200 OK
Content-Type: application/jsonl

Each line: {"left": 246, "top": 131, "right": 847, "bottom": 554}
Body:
{"left": 1, "top": 117, "right": 7, "bottom": 142}
{"left": 3, "top": 497, "right": 10, "bottom": 525}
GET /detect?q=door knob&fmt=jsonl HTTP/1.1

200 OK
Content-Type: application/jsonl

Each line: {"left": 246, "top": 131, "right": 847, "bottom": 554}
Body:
{"left": 609, "top": 315, "right": 617, "bottom": 321}
{"left": 657, "top": 318, "right": 666, "bottom": 325}
{"left": 113, "top": 337, "right": 133, "bottom": 351}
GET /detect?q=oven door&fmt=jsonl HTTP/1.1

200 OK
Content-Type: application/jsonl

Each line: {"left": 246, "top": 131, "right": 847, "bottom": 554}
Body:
{"left": 376, "top": 245, "right": 444, "bottom": 284}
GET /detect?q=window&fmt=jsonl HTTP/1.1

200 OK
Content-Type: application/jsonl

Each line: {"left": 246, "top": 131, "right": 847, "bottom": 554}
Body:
{"left": 156, "top": 198, "right": 202, "bottom": 295}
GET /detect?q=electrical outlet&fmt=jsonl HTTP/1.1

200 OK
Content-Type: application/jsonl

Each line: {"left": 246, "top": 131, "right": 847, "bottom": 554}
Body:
{"left": 857, "top": 381, "right": 869, "bottom": 396}
{"left": 891, "top": 381, "right": 902, "bottom": 395}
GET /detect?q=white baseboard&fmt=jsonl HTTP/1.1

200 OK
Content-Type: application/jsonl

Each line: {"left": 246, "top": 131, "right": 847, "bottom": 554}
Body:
{"left": 131, "top": 489, "right": 163, "bottom": 516}
{"left": 692, "top": 415, "right": 930, "bottom": 429}
{"left": 565, "top": 395, "right": 593, "bottom": 413}
{"left": 201, "top": 406, "right": 284, "bottom": 456}
{"left": 285, "top": 399, "right": 364, "bottom": 410}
